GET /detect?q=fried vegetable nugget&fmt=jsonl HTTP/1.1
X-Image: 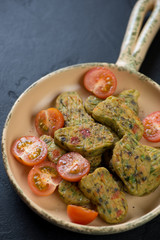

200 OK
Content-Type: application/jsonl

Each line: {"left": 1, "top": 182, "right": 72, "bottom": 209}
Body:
{"left": 40, "top": 135, "right": 66, "bottom": 164}
{"left": 58, "top": 180, "right": 90, "bottom": 206}
{"left": 79, "top": 167, "right": 128, "bottom": 224}
{"left": 84, "top": 89, "right": 140, "bottom": 116}
{"left": 92, "top": 96, "right": 144, "bottom": 140}
{"left": 56, "top": 91, "right": 94, "bottom": 127}
{"left": 111, "top": 133, "right": 160, "bottom": 196}
{"left": 84, "top": 95, "right": 103, "bottom": 115}
{"left": 87, "top": 155, "right": 102, "bottom": 172}
{"left": 118, "top": 89, "right": 140, "bottom": 115}
{"left": 54, "top": 122, "right": 114, "bottom": 157}
{"left": 145, "top": 146, "right": 160, "bottom": 193}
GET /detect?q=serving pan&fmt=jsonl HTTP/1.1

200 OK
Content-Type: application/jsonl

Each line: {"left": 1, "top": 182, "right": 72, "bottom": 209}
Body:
{"left": 2, "top": 0, "right": 160, "bottom": 235}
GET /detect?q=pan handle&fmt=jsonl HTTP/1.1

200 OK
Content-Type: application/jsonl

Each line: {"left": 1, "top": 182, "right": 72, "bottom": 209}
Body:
{"left": 116, "top": 0, "right": 160, "bottom": 71}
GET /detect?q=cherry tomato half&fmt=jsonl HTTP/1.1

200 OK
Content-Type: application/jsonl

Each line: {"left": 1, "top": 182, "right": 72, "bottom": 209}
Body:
{"left": 57, "top": 152, "right": 90, "bottom": 182}
{"left": 67, "top": 205, "right": 98, "bottom": 225}
{"left": 143, "top": 111, "right": 160, "bottom": 142}
{"left": 83, "top": 67, "right": 117, "bottom": 99}
{"left": 35, "top": 108, "right": 64, "bottom": 137}
{"left": 28, "top": 161, "right": 62, "bottom": 196}
{"left": 11, "top": 136, "right": 48, "bottom": 166}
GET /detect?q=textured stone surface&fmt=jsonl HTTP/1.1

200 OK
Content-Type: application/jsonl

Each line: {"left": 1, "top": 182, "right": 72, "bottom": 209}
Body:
{"left": 0, "top": 0, "right": 160, "bottom": 239}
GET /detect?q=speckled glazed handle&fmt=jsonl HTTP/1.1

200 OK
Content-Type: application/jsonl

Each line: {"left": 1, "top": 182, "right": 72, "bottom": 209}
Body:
{"left": 116, "top": 0, "right": 160, "bottom": 71}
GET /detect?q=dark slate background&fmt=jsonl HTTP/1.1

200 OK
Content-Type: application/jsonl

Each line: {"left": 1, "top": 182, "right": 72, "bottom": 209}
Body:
{"left": 0, "top": 0, "right": 160, "bottom": 239}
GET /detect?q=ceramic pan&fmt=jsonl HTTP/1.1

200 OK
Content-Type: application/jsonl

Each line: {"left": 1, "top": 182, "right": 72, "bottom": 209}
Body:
{"left": 2, "top": 0, "right": 160, "bottom": 235}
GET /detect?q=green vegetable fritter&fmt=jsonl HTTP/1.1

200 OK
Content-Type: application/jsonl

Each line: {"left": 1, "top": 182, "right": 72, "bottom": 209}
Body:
{"left": 54, "top": 122, "right": 114, "bottom": 157}
{"left": 58, "top": 180, "right": 90, "bottom": 206}
{"left": 40, "top": 135, "right": 66, "bottom": 164}
{"left": 118, "top": 89, "right": 140, "bottom": 115}
{"left": 145, "top": 145, "right": 160, "bottom": 193}
{"left": 84, "top": 89, "right": 140, "bottom": 116}
{"left": 56, "top": 91, "right": 94, "bottom": 127}
{"left": 79, "top": 167, "right": 128, "bottom": 223}
{"left": 111, "top": 133, "right": 160, "bottom": 196}
{"left": 84, "top": 95, "right": 103, "bottom": 115}
{"left": 92, "top": 96, "right": 144, "bottom": 140}
{"left": 86, "top": 155, "right": 102, "bottom": 172}
{"left": 84, "top": 95, "right": 120, "bottom": 145}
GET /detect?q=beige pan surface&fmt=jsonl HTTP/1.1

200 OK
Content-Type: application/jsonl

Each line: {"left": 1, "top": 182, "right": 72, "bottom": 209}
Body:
{"left": 2, "top": 0, "right": 160, "bottom": 235}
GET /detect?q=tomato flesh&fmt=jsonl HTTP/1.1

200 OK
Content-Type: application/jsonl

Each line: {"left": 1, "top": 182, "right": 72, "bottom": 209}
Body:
{"left": 57, "top": 152, "right": 90, "bottom": 182}
{"left": 143, "top": 111, "right": 160, "bottom": 142}
{"left": 11, "top": 136, "right": 48, "bottom": 166}
{"left": 67, "top": 205, "right": 98, "bottom": 225}
{"left": 35, "top": 108, "right": 64, "bottom": 137}
{"left": 28, "top": 161, "right": 62, "bottom": 196}
{"left": 83, "top": 67, "right": 117, "bottom": 99}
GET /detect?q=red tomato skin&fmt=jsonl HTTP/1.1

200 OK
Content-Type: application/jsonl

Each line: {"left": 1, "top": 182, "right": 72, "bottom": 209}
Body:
{"left": 35, "top": 108, "right": 64, "bottom": 137}
{"left": 67, "top": 205, "right": 98, "bottom": 225}
{"left": 143, "top": 111, "right": 160, "bottom": 142}
{"left": 83, "top": 67, "right": 117, "bottom": 99}
{"left": 57, "top": 152, "right": 90, "bottom": 182}
{"left": 28, "top": 161, "right": 62, "bottom": 196}
{"left": 11, "top": 136, "right": 48, "bottom": 166}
